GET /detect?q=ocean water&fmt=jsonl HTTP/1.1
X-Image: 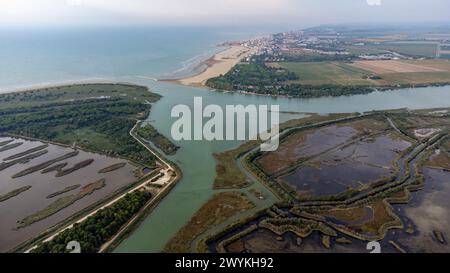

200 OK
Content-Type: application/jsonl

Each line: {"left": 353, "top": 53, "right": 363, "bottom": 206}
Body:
{"left": 2, "top": 26, "right": 450, "bottom": 253}
{"left": 0, "top": 26, "right": 266, "bottom": 91}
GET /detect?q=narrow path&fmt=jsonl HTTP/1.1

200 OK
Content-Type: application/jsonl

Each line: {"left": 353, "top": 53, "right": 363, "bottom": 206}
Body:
{"left": 386, "top": 116, "right": 404, "bottom": 136}
{"left": 99, "top": 122, "right": 178, "bottom": 252}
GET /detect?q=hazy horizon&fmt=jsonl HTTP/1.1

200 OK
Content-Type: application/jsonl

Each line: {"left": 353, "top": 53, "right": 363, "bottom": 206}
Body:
{"left": 1, "top": 0, "right": 450, "bottom": 29}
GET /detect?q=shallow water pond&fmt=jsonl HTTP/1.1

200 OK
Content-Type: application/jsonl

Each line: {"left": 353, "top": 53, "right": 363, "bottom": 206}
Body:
{"left": 280, "top": 133, "right": 411, "bottom": 198}
{"left": 0, "top": 137, "right": 138, "bottom": 252}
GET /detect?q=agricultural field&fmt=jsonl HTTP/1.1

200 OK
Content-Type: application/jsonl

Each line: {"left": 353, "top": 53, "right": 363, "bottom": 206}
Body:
{"left": 272, "top": 62, "right": 372, "bottom": 86}
{"left": 345, "top": 42, "right": 439, "bottom": 58}
{"left": 276, "top": 59, "right": 450, "bottom": 87}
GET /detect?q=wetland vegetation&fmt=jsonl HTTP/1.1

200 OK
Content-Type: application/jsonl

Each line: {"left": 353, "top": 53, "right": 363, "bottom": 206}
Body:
{"left": 0, "top": 150, "right": 49, "bottom": 172}
{"left": 165, "top": 192, "right": 255, "bottom": 253}
{"left": 46, "top": 185, "right": 81, "bottom": 199}
{"left": 41, "top": 162, "right": 68, "bottom": 174}
{"left": 0, "top": 136, "right": 145, "bottom": 252}
{"left": 54, "top": 159, "right": 94, "bottom": 177}
{"left": 0, "top": 83, "right": 179, "bottom": 252}
{"left": 0, "top": 186, "right": 32, "bottom": 203}
{"left": 98, "top": 162, "right": 127, "bottom": 174}
{"left": 2, "top": 144, "right": 48, "bottom": 161}
{"left": 31, "top": 190, "right": 152, "bottom": 253}
{"left": 206, "top": 108, "right": 450, "bottom": 253}
{"left": 0, "top": 142, "right": 23, "bottom": 152}
{"left": 0, "top": 84, "right": 162, "bottom": 167}
{"left": 18, "top": 179, "right": 106, "bottom": 228}
{"left": 136, "top": 124, "right": 179, "bottom": 156}
{"left": 12, "top": 151, "right": 79, "bottom": 178}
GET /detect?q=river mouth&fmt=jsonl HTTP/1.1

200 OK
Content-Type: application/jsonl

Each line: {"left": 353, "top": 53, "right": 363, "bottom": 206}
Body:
{"left": 0, "top": 137, "right": 139, "bottom": 252}
{"left": 111, "top": 79, "right": 450, "bottom": 253}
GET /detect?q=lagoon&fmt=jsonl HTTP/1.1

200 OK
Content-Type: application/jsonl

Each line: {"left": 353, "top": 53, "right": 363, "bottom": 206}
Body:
{"left": 114, "top": 79, "right": 450, "bottom": 252}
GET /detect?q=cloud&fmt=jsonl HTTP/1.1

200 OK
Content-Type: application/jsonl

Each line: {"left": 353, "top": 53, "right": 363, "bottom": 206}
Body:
{"left": 367, "top": 0, "right": 382, "bottom": 6}
{"left": 1, "top": 0, "right": 449, "bottom": 27}
{"left": 0, "top": 0, "right": 294, "bottom": 26}
{"left": 66, "top": 0, "right": 83, "bottom": 6}
{"left": 80, "top": 0, "right": 293, "bottom": 20}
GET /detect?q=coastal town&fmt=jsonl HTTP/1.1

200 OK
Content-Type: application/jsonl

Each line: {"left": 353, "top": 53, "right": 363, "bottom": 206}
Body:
{"left": 196, "top": 26, "right": 450, "bottom": 99}
{"left": 226, "top": 26, "right": 448, "bottom": 62}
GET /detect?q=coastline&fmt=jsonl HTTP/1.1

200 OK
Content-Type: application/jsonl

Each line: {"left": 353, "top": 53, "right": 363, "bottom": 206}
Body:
{"left": 0, "top": 79, "right": 139, "bottom": 95}
{"left": 162, "top": 45, "right": 255, "bottom": 87}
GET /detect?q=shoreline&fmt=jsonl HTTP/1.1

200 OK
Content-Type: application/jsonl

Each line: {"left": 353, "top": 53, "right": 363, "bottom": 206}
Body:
{"left": 162, "top": 45, "right": 255, "bottom": 87}
{"left": 207, "top": 82, "right": 450, "bottom": 100}
{"left": 0, "top": 79, "right": 140, "bottom": 95}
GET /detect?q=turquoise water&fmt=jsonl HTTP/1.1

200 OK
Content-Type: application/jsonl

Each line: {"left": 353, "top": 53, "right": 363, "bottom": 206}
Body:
{"left": 2, "top": 27, "right": 450, "bottom": 253}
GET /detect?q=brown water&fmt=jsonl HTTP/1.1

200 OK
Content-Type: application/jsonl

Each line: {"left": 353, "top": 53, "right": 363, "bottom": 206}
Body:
{"left": 393, "top": 167, "right": 450, "bottom": 252}
{"left": 0, "top": 137, "right": 138, "bottom": 252}
{"left": 281, "top": 134, "right": 412, "bottom": 198}
{"left": 257, "top": 126, "right": 359, "bottom": 175}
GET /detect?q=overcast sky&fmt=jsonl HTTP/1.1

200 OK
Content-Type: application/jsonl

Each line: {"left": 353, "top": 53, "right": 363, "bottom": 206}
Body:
{"left": 1, "top": 0, "right": 449, "bottom": 27}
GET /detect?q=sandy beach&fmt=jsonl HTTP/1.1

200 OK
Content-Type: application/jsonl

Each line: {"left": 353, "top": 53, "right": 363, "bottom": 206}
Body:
{"left": 167, "top": 45, "right": 254, "bottom": 87}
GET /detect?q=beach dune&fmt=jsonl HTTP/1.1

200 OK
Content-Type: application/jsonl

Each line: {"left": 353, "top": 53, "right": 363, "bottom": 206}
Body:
{"left": 172, "top": 46, "right": 253, "bottom": 87}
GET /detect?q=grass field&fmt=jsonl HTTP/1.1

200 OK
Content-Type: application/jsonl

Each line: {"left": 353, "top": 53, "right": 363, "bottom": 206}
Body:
{"left": 345, "top": 42, "right": 439, "bottom": 58}
{"left": 275, "top": 59, "right": 450, "bottom": 86}
{"left": 274, "top": 62, "right": 372, "bottom": 86}
{"left": 379, "top": 42, "right": 439, "bottom": 58}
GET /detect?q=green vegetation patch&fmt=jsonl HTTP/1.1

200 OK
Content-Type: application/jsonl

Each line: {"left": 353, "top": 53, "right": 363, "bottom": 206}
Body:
{"left": 206, "top": 62, "right": 298, "bottom": 95}
{"left": 12, "top": 151, "right": 79, "bottom": 178}
{"left": 0, "top": 186, "right": 32, "bottom": 203}
{"left": 18, "top": 179, "right": 106, "bottom": 228}
{"left": 259, "top": 217, "right": 337, "bottom": 238}
{"left": 165, "top": 192, "right": 255, "bottom": 253}
{"left": 32, "top": 190, "right": 152, "bottom": 253}
{"left": 46, "top": 185, "right": 81, "bottom": 199}
{"left": 55, "top": 159, "right": 94, "bottom": 177}
{"left": 0, "top": 150, "right": 49, "bottom": 172}
{"left": 278, "top": 62, "right": 372, "bottom": 86}
{"left": 2, "top": 144, "right": 48, "bottom": 161}
{"left": 0, "top": 139, "right": 14, "bottom": 147}
{"left": 98, "top": 162, "right": 127, "bottom": 174}
{"left": 206, "top": 61, "right": 376, "bottom": 98}
{"left": 0, "top": 142, "right": 23, "bottom": 152}
{"left": 377, "top": 42, "right": 438, "bottom": 58}
{"left": 41, "top": 163, "right": 68, "bottom": 174}
{"left": 345, "top": 42, "right": 438, "bottom": 58}
{"left": 0, "top": 84, "right": 161, "bottom": 167}
{"left": 213, "top": 140, "right": 259, "bottom": 190}
{"left": 136, "top": 124, "right": 179, "bottom": 155}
